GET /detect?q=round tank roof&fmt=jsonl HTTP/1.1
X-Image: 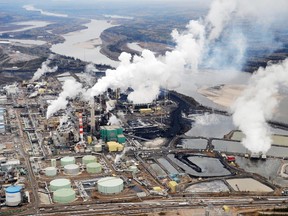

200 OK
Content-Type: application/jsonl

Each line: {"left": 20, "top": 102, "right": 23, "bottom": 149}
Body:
{"left": 98, "top": 177, "right": 123, "bottom": 188}
{"left": 5, "top": 185, "right": 22, "bottom": 193}
{"left": 54, "top": 188, "right": 75, "bottom": 197}
{"left": 50, "top": 178, "right": 70, "bottom": 187}
{"left": 46, "top": 167, "right": 57, "bottom": 171}
{"left": 61, "top": 156, "right": 75, "bottom": 162}
{"left": 87, "top": 162, "right": 101, "bottom": 168}
{"left": 83, "top": 155, "right": 96, "bottom": 160}
{"left": 64, "top": 164, "right": 79, "bottom": 169}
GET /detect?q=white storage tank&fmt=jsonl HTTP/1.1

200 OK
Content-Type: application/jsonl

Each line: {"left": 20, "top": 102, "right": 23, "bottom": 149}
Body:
{"left": 82, "top": 155, "right": 97, "bottom": 165}
{"left": 93, "top": 144, "right": 102, "bottom": 152}
{"left": 51, "top": 158, "right": 57, "bottom": 167}
{"left": 5, "top": 185, "right": 22, "bottom": 206}
{"left": 86, "top": 162, "right": 102, "bottom": 174}
{"left": 49, "top": 178, "right": 71, "bottom": 192}
{"left": 45, "top": 167, "right": 57, "bottom": 177}
{"left": 64, "top": 164, "right": 79, "bottom": 175}
{"left": 97, "top": 177, "right": 124, "bottom": 194}
{"left": 60, "top": 156, "right": 75, "bottom": 166}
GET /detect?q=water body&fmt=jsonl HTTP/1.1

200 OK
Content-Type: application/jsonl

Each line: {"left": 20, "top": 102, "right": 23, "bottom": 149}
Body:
{"left": 0, "top": 21, "right": 51, "bottom": 34}
{"left": 168, "top": 154, "right": 231, "bottom": 177}
{"left": 51, "top": 19, "right": 119, "bottom": 67}
{"left": 6, "top": 39, "right": 46, "bottom": 45}
{"left": 186, "top": 113, "right": 235, "bottom": 138}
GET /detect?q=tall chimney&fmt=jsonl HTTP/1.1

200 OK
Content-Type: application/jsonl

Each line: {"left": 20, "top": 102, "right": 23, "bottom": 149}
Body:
{"left": 90, "top": 98, "right": 95, "bottom": 134}
{"left": 79, "top": 112, "right": 84, "bottom": 141}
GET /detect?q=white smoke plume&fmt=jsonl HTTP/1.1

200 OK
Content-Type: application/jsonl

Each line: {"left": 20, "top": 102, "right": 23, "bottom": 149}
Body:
{"left": 46, "top": 79, "right": 84, "bottom": 119}
{"left": 88, "top": 0, "right": 287, "bottom": 103}
{"left": 108, "top": 114, "right": 121, "bottom": 126}
{"left": 85, "top": 63, "right": 97, "bottom": 74}
{"left": 232, "top": 59, "right": 288, "bottom": 154}
{"left": 89, "top": 20, "right": 206, "bottom": 103}
{"left": 32, "top": 54, "right": 58, "bottom": 81}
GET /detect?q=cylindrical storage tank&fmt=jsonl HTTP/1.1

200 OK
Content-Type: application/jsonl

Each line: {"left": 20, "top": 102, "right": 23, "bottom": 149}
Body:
{"left": 5, "top": 185, "right": 22, "bottom": 206}
{"left": 82, "top": 155, "right": 97, "bottom": 165}
{"left": 97, "top": 177, "right": 123, "bottom": 194}
{"left": 49, "top": 178, "right": 71, "bottom": 192}
{"left": 53, "top": 188, "right": 75, "bottom": 204}
{"left": 93, "top": 144, "right": 102, "bottom": 152}
{"left": 45, "top": 167, "right": 57, "bottom": 177}
{"left": 86, "top": 162, "right": 102, "bottom": 174}
{"left": 60, "top": 156, "right": 75, "bottom": 166}
{"left": 51, "top": 159, "right": 57, "bottom": 167}
{"left": 64, "top": 164, "right": 79, "bottom": 175}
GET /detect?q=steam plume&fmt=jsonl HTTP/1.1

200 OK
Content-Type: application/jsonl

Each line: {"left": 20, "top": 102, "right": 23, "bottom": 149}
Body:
{"left": 32, "top": 55, "right": 58, "bottom": 81}
{"left": 46, "top": 79, "right": 83, "bottom": 118}
{"left": 89, "top": 0, "right": 288, "bottom": 102}
{"left": 232, "top": 59, "right": 288, "bottom": 153}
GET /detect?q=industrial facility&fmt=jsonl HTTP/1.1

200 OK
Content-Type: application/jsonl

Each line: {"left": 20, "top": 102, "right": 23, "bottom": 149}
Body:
{"left": 0, "top": 71, "right": 288, "bottom": 216}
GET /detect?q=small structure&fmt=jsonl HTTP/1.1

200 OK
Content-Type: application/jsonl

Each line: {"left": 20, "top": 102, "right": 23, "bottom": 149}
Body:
{"left": 93, "top": 144, "right": 102, "bottom": 152}
{"left": 168, "top": 181, "right": 178, "bottom": 193}
{"left": 45, "top": 167, "right": 57, "bottom": 177}
{"left": 129, "top": 165, "right": 138, "bottom": 174}
{"left": 227, "top": 156, "right": 235, "bottom": 162}
{"left": 51, "top": 159, "right": 57, "bottom": 167}
{"left": 107, "top": 141, "right": 124, "bottom": 152}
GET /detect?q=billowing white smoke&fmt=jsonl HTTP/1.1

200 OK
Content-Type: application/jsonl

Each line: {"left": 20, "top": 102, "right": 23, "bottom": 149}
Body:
{"left": 232, "top": 59, "right": 288, "bottom": 153}
{"left": 85, "top": 63, "right": 97, "bottom": 74}
{"left": 89, "top": 20, "right": 206, "bottom": 103}
{"left": 32, "top": 54, "right": 58, "bottom": 81}
{"left": 108, "top": 114, "right": 121, "bottom": 126}
{"left": 46, "top": 79, "right": 84, "bottom": 118}
{"left": 86, "top": 0, "right": 287, "bottom": 104}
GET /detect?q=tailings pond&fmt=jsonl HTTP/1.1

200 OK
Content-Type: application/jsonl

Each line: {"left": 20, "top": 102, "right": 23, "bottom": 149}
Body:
{"left": 167, "top": 154, "right": 231, "bottom": 177}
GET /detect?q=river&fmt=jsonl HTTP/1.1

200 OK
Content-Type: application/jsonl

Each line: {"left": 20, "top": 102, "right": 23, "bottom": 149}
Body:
{"left": 51, "top": 19, "right": 119, "bottom": 67}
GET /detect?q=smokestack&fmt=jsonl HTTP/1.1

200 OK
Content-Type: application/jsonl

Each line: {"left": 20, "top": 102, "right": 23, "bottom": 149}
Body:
{"left": 90, "top": 98, "right": 95, "bottom": 134}
{"left": 79, "top": 112, "right": 84, "bottom": 141}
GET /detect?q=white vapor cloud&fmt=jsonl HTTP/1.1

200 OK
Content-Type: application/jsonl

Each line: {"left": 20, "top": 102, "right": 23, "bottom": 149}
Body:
{"left": 232, "top": 59, "right": 288, "bottom": 154}
{"left": 46, "top": 79, "right": 84, "bottom": 118}
{"left": 31, "top": 54, "right": 58, "bottom": 82}
{"left": 23, "top": 5, "right": 68, "bottom": 17}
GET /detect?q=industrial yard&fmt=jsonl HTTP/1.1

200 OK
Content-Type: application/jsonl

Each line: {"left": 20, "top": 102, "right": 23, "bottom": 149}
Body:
{"left": 0, "top": 70, "right": 287, "bottom": 216}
